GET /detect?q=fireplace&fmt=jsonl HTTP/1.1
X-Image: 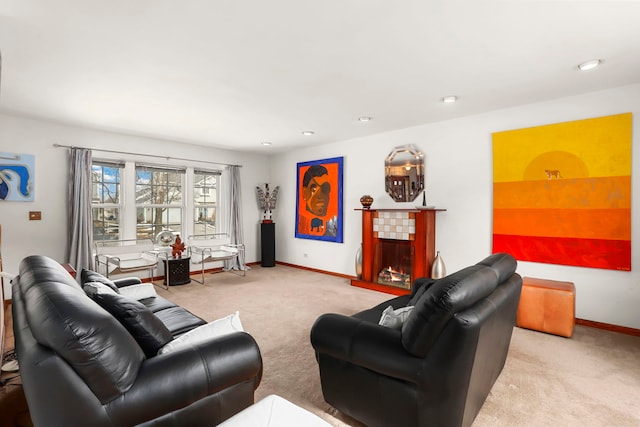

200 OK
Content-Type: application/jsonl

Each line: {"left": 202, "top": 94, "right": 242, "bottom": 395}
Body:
{"left": 352, "top": 208, "right": 445, "bottom": 295}
{"left": 375, "top": 241, "right": 413, "bottom": 289}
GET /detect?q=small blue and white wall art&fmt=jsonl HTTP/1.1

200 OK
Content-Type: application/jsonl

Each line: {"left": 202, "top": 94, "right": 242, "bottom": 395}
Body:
{"left": 0, "top": 152, "right": 35, "bottom": 202}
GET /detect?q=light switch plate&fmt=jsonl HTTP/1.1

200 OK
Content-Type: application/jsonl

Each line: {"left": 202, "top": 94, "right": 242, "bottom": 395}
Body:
{"left": 29, "top": 211, "right": 42, "bottom": 220}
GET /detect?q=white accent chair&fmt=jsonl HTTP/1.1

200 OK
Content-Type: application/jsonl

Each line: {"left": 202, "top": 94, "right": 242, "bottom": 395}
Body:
{"left": 187, "top": 234, "right": 246, "bottom": 284}
{"left": 94, "top": 239, "right": 158, "bottom": 282}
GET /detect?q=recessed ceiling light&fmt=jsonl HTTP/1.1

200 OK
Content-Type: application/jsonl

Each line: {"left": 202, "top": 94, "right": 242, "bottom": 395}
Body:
{"left": 302, "top": 130, "right": 315, "bottom": 136}
{"left": 578, "top": 59, "right": 602, "bottom": 71}
{"left": 261, "top": 141, "right": 272, "bottom": 146}
{"left": 358, "top": 116, "right": 372, "bottom": 122}
{"left": 442, "top": 96, "right": 458, "bottom": 103}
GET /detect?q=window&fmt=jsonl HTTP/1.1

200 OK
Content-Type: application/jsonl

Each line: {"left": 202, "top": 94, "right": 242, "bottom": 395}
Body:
{"left": 194, "top": 169, "right": 221, "bottom": 237}
{"left": 135, "top": 165, "right": 185, "bottom": 240}
{"left": 91, "top": 161, "right": 221, "bottom": 243}
{"left": 91, "top": 161, "right": 123, "bottom": 241}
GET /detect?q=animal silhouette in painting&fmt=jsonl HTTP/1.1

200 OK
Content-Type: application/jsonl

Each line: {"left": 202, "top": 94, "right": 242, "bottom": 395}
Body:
{"left": 545, "top": 169, "right": 562, "bottom": 180}
{"left": 311, "top": 218, "right": 323, "bottom": 232}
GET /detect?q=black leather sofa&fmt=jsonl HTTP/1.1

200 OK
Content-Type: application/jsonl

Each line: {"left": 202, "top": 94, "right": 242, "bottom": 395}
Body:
{"left": 12, "top": 255, "right": 263, "bottom": 427}
{"left": 310, "top": 253, "right": 522, "bottom": 427}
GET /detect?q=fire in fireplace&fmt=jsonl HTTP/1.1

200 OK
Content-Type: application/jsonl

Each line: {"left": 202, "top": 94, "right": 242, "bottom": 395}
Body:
{"left": 378, "top": 266, "right": 411, "bottom": 288}
{"left": 375, "top": 241, "right": 414, "bottom": 290}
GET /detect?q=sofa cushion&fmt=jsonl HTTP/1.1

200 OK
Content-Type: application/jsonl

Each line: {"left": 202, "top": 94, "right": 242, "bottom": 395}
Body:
{"left": 353, "top": 295, "right": 411, "bottom": 324}
{"left": 91, "top": 292, "right": 174, "bottom": 358}
{"left": 81, "top": 268, "right": 120, "bottom": 293}
{"left": 476, "top": 252, "right": 518, "bottom": 283}
{"left": 83, "top": 281, "right": 119, "bottom": 296}
{"left": 378, "top": 305, "right": 414, "bottom": 329}
{"left": 17, "top": 255, "right": 82, "bottom": 292}
{"left": 138, "top": 295, "right": 180, "bottom": 313}
{"left": 158, "top": 311, "right": 244, "bottom": 355}
{"left": 118, "top": 282, "right": 157, "bottom": 300}
{"left": 408, "top": 277, "right": 437, "bottom": 306}
{"left": 24, "top": 281, "right": 144, "bottom": 402}
{"left": 153, "top": 306, "right": 208, "bottom": 336}
{"left": 401, "top": 265, "right": 499, "bottom": 357}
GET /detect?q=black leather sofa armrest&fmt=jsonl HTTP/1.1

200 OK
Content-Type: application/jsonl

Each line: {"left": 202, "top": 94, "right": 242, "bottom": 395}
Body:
{"left": 113, "top": 277, "right": 143, "bottom": 288}
{"left": 107, "top": 332, "right": 262, "bottom": 426}
{"left": 310, "top": 313, "right": 423, "bottom": 383}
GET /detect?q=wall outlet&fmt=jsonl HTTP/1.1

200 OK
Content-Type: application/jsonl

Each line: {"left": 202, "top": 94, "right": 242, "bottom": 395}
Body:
{"left": 29, "top": 211, "right": 42, "bottom": 220}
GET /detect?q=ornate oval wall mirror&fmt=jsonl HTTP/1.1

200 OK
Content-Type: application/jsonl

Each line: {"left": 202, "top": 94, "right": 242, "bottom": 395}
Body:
{"left": 385, "top": 144, "right": 424, "bottom": 202}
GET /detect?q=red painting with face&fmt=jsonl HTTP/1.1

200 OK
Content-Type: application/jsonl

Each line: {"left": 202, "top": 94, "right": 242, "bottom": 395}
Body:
{"left": 295, "top": 157, "right": 343, "bottom": 242}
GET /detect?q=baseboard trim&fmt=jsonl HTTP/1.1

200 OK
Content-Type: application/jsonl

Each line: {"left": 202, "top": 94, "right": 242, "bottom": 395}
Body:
{"left": 274, "top": 261, "right": 354, "bottom": 279}
{"left": 576, "top": 318, "right": 640, "bottom": 337}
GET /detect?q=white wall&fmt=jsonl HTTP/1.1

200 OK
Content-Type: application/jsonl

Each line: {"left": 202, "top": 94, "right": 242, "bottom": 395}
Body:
{"left": 2, "top": 84, "right": 638, "bottom": 329}
{"left": 270, "top": 84, "right": 640, "bottom": 329}
{"left": 0, "top": 113, "right": 271, "bottom": 295}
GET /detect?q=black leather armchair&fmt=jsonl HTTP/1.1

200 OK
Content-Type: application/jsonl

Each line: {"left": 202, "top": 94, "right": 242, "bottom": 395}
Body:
{"left": 13, "top": 255, "right": 262, "bottom": 427}
{"left": 310, "top": 253, "right": 522, "bottom": 427}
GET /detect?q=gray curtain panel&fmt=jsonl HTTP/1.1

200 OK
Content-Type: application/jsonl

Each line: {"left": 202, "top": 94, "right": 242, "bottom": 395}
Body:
{"left": 224, "top": 165, "right": 248, "bottom": 271}
{"left": 66, "top": 147, "right": 94, "bottom": 273}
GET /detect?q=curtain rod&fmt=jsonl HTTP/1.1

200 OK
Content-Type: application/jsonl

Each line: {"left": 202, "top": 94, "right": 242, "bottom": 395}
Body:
{"left": 52, "top": 143, "right": 242, "bottom": 168}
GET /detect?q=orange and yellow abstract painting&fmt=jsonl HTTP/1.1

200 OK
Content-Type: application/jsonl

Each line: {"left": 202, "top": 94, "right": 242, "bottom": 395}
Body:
{"left": 492, "top": 113, "right": 632, "bottom": 271}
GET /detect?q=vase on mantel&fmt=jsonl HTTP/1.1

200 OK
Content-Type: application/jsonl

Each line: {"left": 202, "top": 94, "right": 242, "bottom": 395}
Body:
{"left": 359, "top": 195, "right": 374, "bottom": 209}
{"left": 431, "top": 251, "right": 446, "bottom": 279}
{"left": 355, "top": 244, "right": 363, "bottom": 279}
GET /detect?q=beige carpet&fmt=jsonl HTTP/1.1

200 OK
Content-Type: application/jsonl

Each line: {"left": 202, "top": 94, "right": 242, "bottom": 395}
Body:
{"left": 157, "top": 264, "right": 640, "bottom": 427}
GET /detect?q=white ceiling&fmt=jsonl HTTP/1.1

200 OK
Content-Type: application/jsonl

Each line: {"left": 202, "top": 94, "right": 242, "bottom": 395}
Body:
{"left": 1, "top": 1, "right": 640, "bottom": 154}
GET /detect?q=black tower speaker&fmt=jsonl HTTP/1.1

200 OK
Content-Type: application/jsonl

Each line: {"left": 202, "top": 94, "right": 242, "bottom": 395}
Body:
{"left": 261, "top": 222, "right": 276, "bottom": 267}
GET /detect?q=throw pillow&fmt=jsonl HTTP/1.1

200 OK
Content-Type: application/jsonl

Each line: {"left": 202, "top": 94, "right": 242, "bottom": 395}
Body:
{"left": 80, "top": 268, "right": 120, "bottom": 293}
{"left": 83, "top": 281, "right": 119, "bottom": 297}
{"left": 158, "top": 311, "right": 244, "bottom": 355}
{"left": 92, "top": 292, "right": 173, "bottom": 358}
{"left": 118, "top": 283, "right": 157, "bottom": 300}
{"left": 379, "top": 305, "right": 414, "bottom": 329}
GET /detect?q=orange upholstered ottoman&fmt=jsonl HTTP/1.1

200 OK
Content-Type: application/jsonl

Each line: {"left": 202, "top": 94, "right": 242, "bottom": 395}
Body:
{"left": 517, "top": 277, "right": 575, "bottom": 338}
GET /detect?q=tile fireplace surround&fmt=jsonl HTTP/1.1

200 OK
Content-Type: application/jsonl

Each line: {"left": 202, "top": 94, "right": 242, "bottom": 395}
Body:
{"left": 352, "top": 208, "right": 445, "bottom": 295}
{"left": 373, "top": 210, "right": 417, "bottom": 241}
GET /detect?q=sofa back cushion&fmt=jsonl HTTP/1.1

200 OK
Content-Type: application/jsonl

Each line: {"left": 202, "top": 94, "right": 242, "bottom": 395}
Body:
{"left": 18, "top": 255, "right": 83, "bottom": 292}
{"left": 401, "top": 265, "right": 499, "bottom": 357}
{"left": 475, "top": 252, "right": 518, "bottom": 284}
{"left": 25, "top": 282, "right": 144, "bottom": 403}
{"left": 19, "top": 257, "right": 145, "bottom": 403}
